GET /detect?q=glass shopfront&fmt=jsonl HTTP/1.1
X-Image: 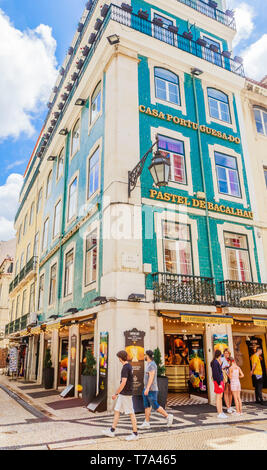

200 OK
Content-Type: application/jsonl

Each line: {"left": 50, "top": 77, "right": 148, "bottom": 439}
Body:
{"left": 165, "top": 333, "right": 207, "bottom": 398}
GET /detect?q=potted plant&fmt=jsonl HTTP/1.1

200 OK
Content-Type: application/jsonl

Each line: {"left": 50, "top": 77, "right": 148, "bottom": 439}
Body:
{"left": 77, "top": 22, "right": 84, "bottom": 33}
{"left": 168, "top": 24, "right": 179, "bottom": 34}
{"left": 88, "top": 33, "right": 96, "bottom": 44}
{"left": 101, "top": 4, "right": 109, "bottom": 17}
{"left": 43, "top": 349, "right": 54, "bottom": 389}
{"left": 209, "top": 44, "right": 219, "bottom": 53}
{"left": 153, "top": 17, "right": 163, "bottom": 26}
{"left": 86, "top": 0, "right": 93, "bottom": 10}
{"left": 234, "top": 55, "right": 243, "bottom": 64}
{"left": 138, "top": 9, "right": 149, "bottom": 20}
{"left": 196, "top": 37, "right": 207, "bottom": 47}
{"left": 208, "top": 0, "right": 218, "bottom": 8}
{"left": 94, "top": 18, "right": 103, "bottom": 31}
{"left": 81, "top": 349, "right": 97, "bottom": 405}
{"left": 226, "top": 9, "right": 234, "bottom": 17}
{"left": 153, "top": 347, "right": 168, "bottom": 408}
{"left": 183, "top": 31, "right": 193, "bottom": 40}
{"left": 222, "top": 50, "right": 231, "bottom": 59}
{"left": 121, "top": 3, "right": 133, "bottom": 13}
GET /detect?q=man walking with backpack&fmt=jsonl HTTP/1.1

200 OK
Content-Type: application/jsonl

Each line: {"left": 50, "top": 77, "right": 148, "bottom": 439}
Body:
{"left": 102, "top": 350, "right": 139, "bottom": 441}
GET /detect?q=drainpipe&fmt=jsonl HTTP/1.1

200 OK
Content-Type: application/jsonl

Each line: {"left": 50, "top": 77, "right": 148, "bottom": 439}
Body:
{"left": 191, "top": 74, "right": 215, "bottom": 281}
{"left": 56, "top": 138, "right": 70, "bottom": 316}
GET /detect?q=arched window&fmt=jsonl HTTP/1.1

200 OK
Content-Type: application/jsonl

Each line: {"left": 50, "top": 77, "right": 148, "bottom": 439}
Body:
{"left": 254, "top": 107, "right": 267, "bottom": 136}
{"left": 37, "top": 188, "right": 43, "bottom": 214}
{"left": 90, "top": 82, "right": 101, "bottom": 124}
{"left": 57, "top": 148, "right": 64, "bottom": 179}
{"left": 207, "top": 88, "right": 231, "bottom": 123}
{"left": 154, "top": 68, "right": 180, "bottom": 105}
{"left": 71, "top": 119, "right": 80, "bottom": 156}
{"left": 46, "top": 170, "right": 52, "bottom": 198}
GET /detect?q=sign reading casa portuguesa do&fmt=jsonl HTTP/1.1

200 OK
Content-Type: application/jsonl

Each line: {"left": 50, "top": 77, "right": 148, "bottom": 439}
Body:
{"left": 149, "top": 189, "right": 253, "bottom": 219}
{"left": 139, "top": 105, "right": 241, "bottom": 145}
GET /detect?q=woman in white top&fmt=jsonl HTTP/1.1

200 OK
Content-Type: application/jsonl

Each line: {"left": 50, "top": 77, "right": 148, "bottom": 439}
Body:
{"left": 221, "top": 348, "right": 234, "bottom": 414}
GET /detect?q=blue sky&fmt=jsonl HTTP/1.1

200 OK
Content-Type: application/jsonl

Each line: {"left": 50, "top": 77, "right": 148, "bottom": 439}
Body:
{"left": 0, "top": 0, "right": 266, "bottom": 240}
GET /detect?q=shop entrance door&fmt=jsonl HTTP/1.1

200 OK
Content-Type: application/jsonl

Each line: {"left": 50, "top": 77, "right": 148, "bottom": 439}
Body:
{"left": 233, "top": 334, "right": 267, "bottom": 392}
{"left": 165, "top": 334, "right": 208, "bottom": 399}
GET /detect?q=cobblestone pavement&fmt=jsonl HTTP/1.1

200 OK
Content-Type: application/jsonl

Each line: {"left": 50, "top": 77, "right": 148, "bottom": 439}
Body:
{"left": 1, "top": 375, "right": 267, "bottom": 450}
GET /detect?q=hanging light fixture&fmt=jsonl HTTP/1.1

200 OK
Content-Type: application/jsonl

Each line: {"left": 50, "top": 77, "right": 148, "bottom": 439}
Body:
{"left": 148, "top": 150, "right": 170, "bottom": 188}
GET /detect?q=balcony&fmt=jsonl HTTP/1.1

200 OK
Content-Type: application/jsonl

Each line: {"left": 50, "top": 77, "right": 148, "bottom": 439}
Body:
{"left": 110, "top": 5, "right": 244, "bottom": 77}
{"left": 9, "top": 256, "right": 38, "bottom": 293}
{"left": 5, "top": 314, "right": 30, "bottom": 336}
{"left": 152, "top": 272, "right": 216, "bottom": 305}
{"left": 221, "top": 280, "right": 267, "bottom": 309}
{"left": 177, "top": 0, "right": 236, "bottom": 30}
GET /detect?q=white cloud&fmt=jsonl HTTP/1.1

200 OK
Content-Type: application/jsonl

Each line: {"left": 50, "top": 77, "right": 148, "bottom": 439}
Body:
{"left": 242, "top": 34, "right": 267, "bottom": 80}
{"left": 230, "top": 2, "right": 255, "bottom": 47}
{"left": 0, "top": 9, "right": 58, "bottom": 140}
{"left": 6, "top": 159, "right": 27, "bottom": 171}
{"left": 0, "top": 173, "right": 23, "bottom": 241}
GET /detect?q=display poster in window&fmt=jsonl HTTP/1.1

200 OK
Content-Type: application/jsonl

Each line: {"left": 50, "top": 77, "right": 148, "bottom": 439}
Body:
{"left": 213, "top": 334, "right": 229, "bottom": 354}
{"left": 60, "top": 339, "right": 68, "bottom": 385}
{"left": 246, "top": 336, "right": 267, "bottom": 388}
{"left": 9, "top": 347, "right": 18, "bottom": 373}
{"left": 124, "top": 328, "right": 145, "bottom": 395}
{"left": 99, "top": 332, "right": 108, "bottom": 394}
{"left": 69, "top": 334, "right": 77, "bottom": 386}
{"left": 165, "top": 335, "right": 189, "bottom": 366}
{"left": 188, "top": 336, "right": 207, "bottom": 394}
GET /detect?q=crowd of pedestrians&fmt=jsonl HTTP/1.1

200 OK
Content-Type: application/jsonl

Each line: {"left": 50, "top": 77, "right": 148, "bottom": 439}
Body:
{"left": 101, "top": 347, "right": 265, "bottom": 439}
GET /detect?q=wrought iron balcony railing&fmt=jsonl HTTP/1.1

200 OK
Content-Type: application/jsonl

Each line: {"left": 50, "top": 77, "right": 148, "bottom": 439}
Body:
{"left": 152, "top": 272, "right": 216, "bottom": 305}
{"left": 9, "top": 256, "right": 38, "bottom": 293}
{"left": 221, "top": 280, "right": 267, "bottom": 309}
{"left": 110, "top": 5, "right": 244, "bottom": 77}
{"left": 177, "top": 0, "right": 236, "bottom": 30}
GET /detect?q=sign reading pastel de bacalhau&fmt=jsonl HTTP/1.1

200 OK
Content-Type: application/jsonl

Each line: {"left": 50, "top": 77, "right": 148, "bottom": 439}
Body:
{"left": 149, "top": 189, "right": 253, "bottom": 220}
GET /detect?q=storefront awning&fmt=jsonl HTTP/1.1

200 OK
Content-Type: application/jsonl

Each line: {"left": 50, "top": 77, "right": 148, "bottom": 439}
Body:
{"left": 252, "top": 317, "right": 267, "bottom": 327}
{"left": 180, "top": 313, "right": 233, "bottom": 325}
{"left": 241, "top": 292, "right": 267, "bottom": 302}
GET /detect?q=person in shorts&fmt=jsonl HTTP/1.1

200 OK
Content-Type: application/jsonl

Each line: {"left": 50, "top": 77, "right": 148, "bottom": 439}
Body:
{"left": 211, "top": 349, "right": 227, "bottom": 419}
{"left": 140, "top": 350, "right": 173, "bottom": 429}
{"left": 221, "top": 348, "right": 234, "bottom": 414}
{"left": 102, "top": 350, "right": 138, "bottom": 441}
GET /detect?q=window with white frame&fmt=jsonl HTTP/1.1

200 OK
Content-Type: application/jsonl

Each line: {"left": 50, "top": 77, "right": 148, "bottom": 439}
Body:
{"left": 264, "top": 167, "right": 267, "bottom": 187}
{"left": 90, "top": 82, "right": 101, "bottom": 124}
{"left": 163, "top": 221, "right": 193, "bottom": 275}
{"left": 85, "top": 230, "right": 97, "bottom": 286}
{"left": 38, "top": 274, "right": 44, "bottom": 311}
{"left": 57, "top": 148, "right": 64, "bottom": 179}
{"left": 29, "top": 202, "right": 34, "bottom": 226}
{"left": 224, "top": 232, "right": 252, "bottom": 282}
{"left": 20, "top": 252, "right": 24, "bottom": 270}
{"left": 42, "top": 218, "right": 49, "bottom": 252}
{"left": 33, "top": 231, "right": 39, "bottom": 257}
{"left": 37, "top": 188, "right": 43, "bottom": 214}
{"left": 49, "top": 263, "right": 57, "bottom": 305}
{"left": 71, "top": 120, "right": 80, "bottom": 156}
{"left": 46, "top": 171, "right": 52, "bottom": 199}
{"left": 18, "top": 225, "right": 22, "bottom": 243}
{"left": 53, "top": 200, "right": 62, "bottom": 238}
{"left": 23, "top": 213, "right": 28, "bottom": 236}
{"left": 67, "top": 177, "right": 78, "bottom": 221}
{"left": 158, "top": 135, "right": 186, "bottom": 184}
{"left": 64, "top": 248, "right": 74, "bottom": 297}
{"left": 153, "top": 13, "right": 174, "bottom": 45}
{"left": 203, "top": 36, "right": 222, "bottom": 67}
{"left": 21, "top": 290, "right": 27, "bottom": 315}
{"left": 254, "top": 107, "right": 267, "bottom": 136}
{"left": 207, "top": 88, "right": 231, "bottom": 123}
{"left": 15, "top": 295, "right": 20, "bottom": 320}
{"left": 215, "top": 152, "right": 241, "bottom": 198}
{"left": 154, "top": 68, "right": 180, "bottom": 106}
{"left": 15, "top": 260, "right": 18, "bottom": 276}
{"left": 29, "top": 283, "right": 35, "bottom": 313}
{"left": 26, "top": 243, "right": 31, "bottom": 264}
{"left": 88, "top": 148, "right": 100, "bottom": 199}
{"left": 10, "top": 300, "right": 14, "bottom": 322}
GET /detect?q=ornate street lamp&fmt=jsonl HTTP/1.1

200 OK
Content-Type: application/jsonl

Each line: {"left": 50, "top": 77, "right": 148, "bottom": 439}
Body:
{"left": 128, "top": 135, "right": 170, "bottom": 197}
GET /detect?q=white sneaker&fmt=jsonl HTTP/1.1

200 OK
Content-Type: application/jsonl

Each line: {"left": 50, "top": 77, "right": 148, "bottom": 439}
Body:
{"left": 102, "top": 429, "right": 116, "bottom": 438}
{"left": 218, "top": 413, "right": 228, "bottom": 419}
{"left": 167, "top": 414, "right": 174, "bottom": 427}
{"left": 125, "top": 433, "right": 139, "bottom": 441}
{"left": 139, "top": 421, "right": 151, "bottom": 429}
{"left": 227, "top": 408, "right": 233, "bottom": 414}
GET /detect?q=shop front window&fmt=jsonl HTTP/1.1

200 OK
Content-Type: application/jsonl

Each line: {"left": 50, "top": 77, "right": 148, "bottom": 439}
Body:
{"left": 224, "top": 232, "right": 252, "bottom": 282}
{"left": 163, "top": 221, "right": 193, "bottom": 275}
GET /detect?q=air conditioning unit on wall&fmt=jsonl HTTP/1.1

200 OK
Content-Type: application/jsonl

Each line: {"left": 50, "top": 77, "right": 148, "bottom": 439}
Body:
{"left": 27, "top": 313, "right": 38, "bottom": 327}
